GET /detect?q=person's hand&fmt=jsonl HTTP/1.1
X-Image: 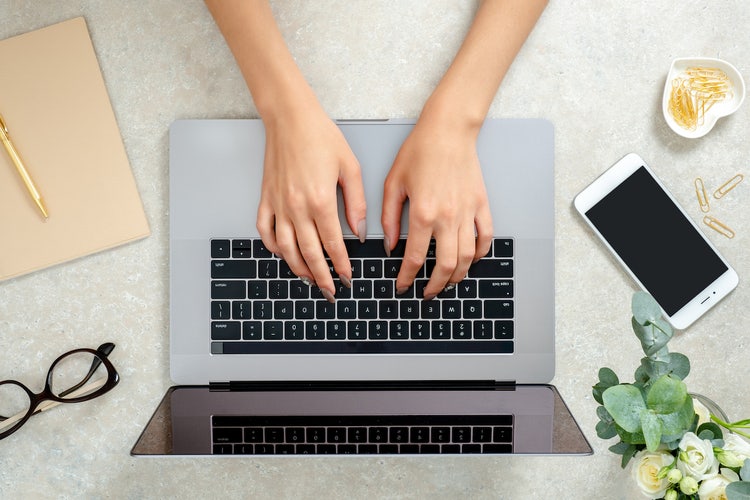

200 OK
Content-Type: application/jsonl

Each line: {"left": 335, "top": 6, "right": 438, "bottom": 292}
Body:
{"left": 382, "top": 117, "right": 492, "bottom": 300}
{"left": 257, "top": 109, "right": 367, "bottom": 301}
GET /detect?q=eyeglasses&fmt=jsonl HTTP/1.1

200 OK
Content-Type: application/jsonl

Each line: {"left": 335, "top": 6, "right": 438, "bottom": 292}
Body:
{"left": 0, "top": 343, "right": 119, "bottom": 440}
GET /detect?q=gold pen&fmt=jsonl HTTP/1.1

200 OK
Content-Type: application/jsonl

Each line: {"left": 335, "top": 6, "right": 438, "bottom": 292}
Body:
{"left": 0, "top": 113, "right": 49, "bottom": 219}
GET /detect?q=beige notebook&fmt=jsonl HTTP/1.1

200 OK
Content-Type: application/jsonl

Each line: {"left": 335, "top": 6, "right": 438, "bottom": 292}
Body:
{"left": 0, "top": 17, "right": 150, "bottom": 281}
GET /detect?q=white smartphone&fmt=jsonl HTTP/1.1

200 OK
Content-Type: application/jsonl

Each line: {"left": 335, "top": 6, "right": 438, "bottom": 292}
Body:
{"left": 574, "top": 153, "right": 738, "bottom": 329}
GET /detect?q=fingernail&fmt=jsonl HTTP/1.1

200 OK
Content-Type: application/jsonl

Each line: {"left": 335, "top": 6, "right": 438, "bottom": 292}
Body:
{"left": 321, "top": 289, "right": 335, "bottom": 303}
{"left": 396, "top": 287, "right": 408, "bottom": 295}
{"left": 299, "top": 277, "right": 314, "bottom": 287}
{"left": 357, "top": 219, "right": 367, "bottom": 243}
{"left": 384, "top": 236, "right": 391, "bottom": 257}
{"left": 338, "top": 274, "right": 352, "bottom": 288}
{"left": 423, "top": 293, "right": 437, "bottom": 301}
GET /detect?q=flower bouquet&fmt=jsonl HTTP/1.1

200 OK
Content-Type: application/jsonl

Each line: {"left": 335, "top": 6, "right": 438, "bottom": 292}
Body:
{"left": 594, "top": 292, "right": 750, "bottom": 499}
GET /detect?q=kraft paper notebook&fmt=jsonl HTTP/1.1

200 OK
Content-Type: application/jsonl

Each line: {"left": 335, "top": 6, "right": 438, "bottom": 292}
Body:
{"left": 0, "top": 17, "right": 149, "bottom": 281}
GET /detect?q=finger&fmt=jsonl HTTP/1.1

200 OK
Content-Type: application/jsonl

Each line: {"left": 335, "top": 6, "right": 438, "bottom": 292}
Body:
{"left": 294, "top": 221, "right": 336, "bottom": 301}
{"left": 256, "top": 199, "right": 281, "bottom": 256}
{"left": 313, "top": 205, "right": 352, "bottom": 287}
{"left": 473, "top": 203, "right": 494, "bottom": 262}
{"left": 381, "top": 173, "right": 407, "bottom": 257}
{"left": 339, "top": 158, "right": 368, "bottom": 243}
{"left": 396, "top": 223, "right": 431, "bottom": 295}
{"left": 273, "top": 216, "right": 314, "bottom": 284}
{"left": 423, "top": 230, "right": 457, "bottom": 300}
{"left": 448, "top": 222, "right": 476, "bottom": 284}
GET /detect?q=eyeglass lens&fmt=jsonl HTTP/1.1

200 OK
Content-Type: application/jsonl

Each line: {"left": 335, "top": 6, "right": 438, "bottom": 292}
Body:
{"left": 0, "top": 381, "right": 32, "bottom": 433}
{"left": 50, "top": 350, "right": 110, "bottom": 400}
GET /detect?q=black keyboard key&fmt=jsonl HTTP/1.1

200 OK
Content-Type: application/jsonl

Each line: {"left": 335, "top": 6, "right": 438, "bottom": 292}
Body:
{"left": 253, "top": 239, "right": 272, "bottom": 258}
{"left": 452, "top": 321, "right": 472, "bottom": 339}
{"left": 326, "top": 321, "right": 346, "bottom": 340}
{"left": 245, "top": 428, "right": 263, "bottom": 442}
{"left": 462, "top": 444, "right": 482, "bottom": 454}
{"left": 306, "top": 321, "right": 325, "bottom": 340}
{"left": 485, "top": 300, "right": 514, "bottom": 319}
{"left": 213, "top": 427, "right": 242, "bottom": 443}
{"left": 334, "top": 280, "right": 351, "bottom": 299}
{"left": 463, "top": 300, "right": 482, "bottom": 318}
{"left": 357, "top": 444, "right": 378, "bottom": 454}
{"left": 297, "top": 445, "right": 315, "bottom": 454}
{"left": 295, "top": 301, "right": 314, "bottom": 319}
{"left": 468, "top": 259, "right": 513, "bottom": 278}
{"left": 255, "top": 444, "right": 275, "bottom": 455}
{"left": 211, "top": 240, "right": 230, "bottom": 258}
{"left": 327, "top": 428, "right": 347, "bottom": 443}
{"left": 389, "top": 427, "right": 408, "bottom": 443}
{"left": 441, "top": 300, "right": 461, "bottom": 319}
{"left": 483, "top": 444, "right": 513, "bottom": 454}
{"left": 411, "top": 321, "right": 430, "bottom": 339}
{"left": 473, "top": 427, "right": 493, "bottom": 442}
{"left": 379, "top": 444, "right": 398, "bottom": 454}
{"left": 263, "top": 321, "right": 283, "bottom": 340}
{"left": 495, "top": 320, "right": 514, "bottom": 339}
{"left": 276, "top": 445, "right": 295, "bottom": 454}
{"left": 268, "top": 281, "right": 288, "bottom": 300}
{"left": 307, "top": 428, "right": 326, "bottom": 443}
{"left": 273, "top": 301, "right": 293, "bottom": 319}
{"left": 358, "top": 301, "right": 378, "bottom": 319}
{"left": 474, "top": 321, "right": 493, "bottom": 339}
{"left": 410, "top": 427, "right": 430, "bottom": 443}
{"left": 421, "top": 300, "right": 440, "bottom": 319}
{"left": 373, "top": 280, "right": 393, "bottom": 299}
{"left": 338, "top": 445, "right": 357, "bottom": 454}
{"left": 347, "top": 321, "right": 367, "bottom": 340}
{"left": 399, "top": 301, "right": 419, "bottom": 319}
{"left": 284, "top": 321, "right": 304, "bottom": 340}
{"left": 420, "top": 444, "right": 440, "bottom": 454}
{"left": 344, "top": 239, "right": 388, "bottom": 258}
{"left": 213, "top": 444, "right": 233, "bottom": 454}
{"left": 242, "top": 321, "right": 262, "bottom": 340}
{"left": 317, "top": 445, "right": 336, "bottom": 454}
{"left": 278, "top": 260, "right": 295, "bottom": 279}
{"left": 431, "top": 427, "right": 451, "bottom": 443}
{"left": 363, "top": 260, "right": 382, "bottom": 278}
{"left": 253, "top": 301, "right": 273, "bottom": 320}
{"left": 389, "top": 321, "right": 408, "bottom": 339}
{"left": 457, "top": 280, "right": 477, "bottom": 298}
{"left": 211, "top": 322, "right": 241, "bottom": 340}
{"left": 316, "top": 301, "right": 335, "bottom": 319}
{"left": 379, "top": 301, "right": 398, "bottom": 319}
{"left": 368, "top": 321, "right": 388, "bottom": 340}
{"left": 452, "top": 427, "right": 471, "bottom": 443}
{"left": 494, "top": 239, "right": 513, "bottom": 257}
{"left": 369, "top": 427, "right": 388, "bottom": 443}
{"left": 432, "top": 321, "right": 451, "bottom": 339}
{"left": 258, "top": 260, "right": 278, "bottom": 278}
{"left": 352, "top": 281, "right": 372, "bottom": 298}
{"left": 493, "top": 427, "right": 513, "bottom": 442}
{"left": 337, "top": 301, "right": 357, "bottom": 319}
{"left": 290, "top": 281, "right": 310, "bottom": 299}
{"left": 211, "top": 301, "right": 230, "bottom": 319}
{"left": 350, "top": 259, "right": 362, "bottom": 279}
{"left": 479, "top": 279, "right": 513, "bottom": 298}
{"left": 247, "top": 281, "right": 267, "bottom": 299}
{"left": 211, "top": 260, "right": 256, "bottom": 279}
{"left": 232, "top": 301, "right": 251, "bottom": 320}
{"left": 211, "top": 281, "right": 246, "bottom": 299}
{"left": 285, "top": 428, "right": 305, "bottom": 443}
{"left": 384, "top": 260, "right": 401, "bottom": 278}
{"left": 265, "top": 427, "right": 284, "bottom": 443}
{"left": 348, "top": 427, "right": 367, "bottom": 443}
{"left": 441, "top": 444, "right": 461, "bottom": 454}
{"left": 400, "top": 445, "right": 419, "bottom": 454}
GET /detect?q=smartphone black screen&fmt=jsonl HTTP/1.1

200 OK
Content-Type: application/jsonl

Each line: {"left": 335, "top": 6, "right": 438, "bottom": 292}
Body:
{"left": 585, "top": 166, "right": 728, "bottom": 315}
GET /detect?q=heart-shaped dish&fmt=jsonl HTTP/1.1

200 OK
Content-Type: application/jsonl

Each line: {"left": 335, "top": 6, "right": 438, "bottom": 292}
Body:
{"left": 662, "top": 57, "right": 745, "bottom": 138}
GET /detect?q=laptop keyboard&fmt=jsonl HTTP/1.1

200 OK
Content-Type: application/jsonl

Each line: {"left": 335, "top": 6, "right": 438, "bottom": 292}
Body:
{"left": 211, "top": 414, "right": 513, "bottom": 455}
{"left": 210, "top": 237, "right": 514, "bottom": 355}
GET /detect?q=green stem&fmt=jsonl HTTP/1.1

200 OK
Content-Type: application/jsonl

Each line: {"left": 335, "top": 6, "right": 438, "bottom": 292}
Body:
{"left": 710, "top": 415, "right": 750, "bottom": 440}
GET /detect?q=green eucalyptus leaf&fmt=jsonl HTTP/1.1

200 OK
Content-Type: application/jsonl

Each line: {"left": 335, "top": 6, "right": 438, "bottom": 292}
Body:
{"left": 634, "top": 364, "right": 649, "bottom": 384}
{"left": 599, "top": 367, "right": 619, "bottom": 387}
{"left": 596, "top": 420, "right": 618, "bottom": 439}
{"left": 608, "top": 441, "right": 631, "bottom": 455}
{"left": 658, "top": 397, "right": 695, "bottom": 442}
{"left": 666, "top": 352, "right": 690, "bottom": 380}
{"left": 620, "top": 444, "right": 639, "bottom": 469}
{"left": 741, "top": 459, "right": 750, "bottom": 481}
{"left": 725, "top": 481, "right": 750, "bottom": 500}
{"left": 597, "top": 405, "right": 614, "bottom": 424}
{"left": 632, "top": 292, "right": 662, "bottom": 325}
{"left": 647, "top": 375, "right": 687, "bottom": 414}
{"left": 641, "top": 409, "right": 662, "bottom": 451}
{"left": 603, "top": 385, "right": 647, "bottom": 433}
{"left": 696, "top": 422, "right": 723, "bottom": 441}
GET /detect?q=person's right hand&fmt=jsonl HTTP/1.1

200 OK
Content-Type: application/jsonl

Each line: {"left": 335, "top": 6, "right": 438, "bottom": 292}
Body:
{"left": 256, "top": 108, "right": 367, "bottom": 302}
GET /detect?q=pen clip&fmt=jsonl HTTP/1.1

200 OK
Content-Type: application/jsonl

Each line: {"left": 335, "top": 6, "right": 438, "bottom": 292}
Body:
{"left": 0, "top": 114, "right": 7, "bottom": 135}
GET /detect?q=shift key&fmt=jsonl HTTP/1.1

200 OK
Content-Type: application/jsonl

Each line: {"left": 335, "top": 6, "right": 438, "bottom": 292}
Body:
{"left": 468, "top": 259, "right": 513, "bottom": 278}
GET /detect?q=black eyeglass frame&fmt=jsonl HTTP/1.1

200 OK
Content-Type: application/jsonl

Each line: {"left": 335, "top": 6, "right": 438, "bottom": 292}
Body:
{"left": 0, "top": 343, "right": 120, "bottom": 440}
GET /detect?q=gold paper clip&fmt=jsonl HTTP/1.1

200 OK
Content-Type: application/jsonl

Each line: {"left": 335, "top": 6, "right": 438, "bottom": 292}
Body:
{"left": 703, "top": 215, "right": 735, "bottom": 238}
{"left": 713, "top": 173, "right": 743, "bottom": 199}
{"left": 694, "top": 177, "right": 710, "bottom": 212}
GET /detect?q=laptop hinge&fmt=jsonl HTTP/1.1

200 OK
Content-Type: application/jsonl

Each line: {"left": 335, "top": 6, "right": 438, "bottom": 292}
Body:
{"left": 208, "top": 380, "right": 516, "bottom": 392}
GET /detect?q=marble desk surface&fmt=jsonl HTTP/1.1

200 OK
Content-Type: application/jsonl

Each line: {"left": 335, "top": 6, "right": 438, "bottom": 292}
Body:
{"left": 2, "top": 1, "right": 749, "bottom": 498}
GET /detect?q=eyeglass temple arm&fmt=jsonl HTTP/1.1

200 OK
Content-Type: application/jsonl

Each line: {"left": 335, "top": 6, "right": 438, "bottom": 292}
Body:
{"left": 0, "top": 376, "right": 110, "bottom": 432}
{"left": 57, "top": 343, "right": 116, "bottom": 399}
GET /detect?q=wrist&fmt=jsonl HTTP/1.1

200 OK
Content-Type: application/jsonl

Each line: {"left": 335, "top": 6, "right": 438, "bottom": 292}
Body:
{"left": 419, "top": 90, "right": 485, "bottom": 140}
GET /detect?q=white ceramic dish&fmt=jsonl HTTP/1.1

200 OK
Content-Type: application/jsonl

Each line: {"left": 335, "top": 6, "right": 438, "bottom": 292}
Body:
{"left": 662, "top": 57, "right": 745, "bottom": 138}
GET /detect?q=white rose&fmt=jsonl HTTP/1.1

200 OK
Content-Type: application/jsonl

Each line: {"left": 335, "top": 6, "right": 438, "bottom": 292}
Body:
{"left": 677, "top": 432, "right": 719, "bottom": 481}
{"left": 723, "top": 434, "right": 750, "bottom": 462}
{"left": 631, "top": 449, "right": 675, "bottom": 498}
{"left": 697, "top": 468, "right": 740, "bottom": 500}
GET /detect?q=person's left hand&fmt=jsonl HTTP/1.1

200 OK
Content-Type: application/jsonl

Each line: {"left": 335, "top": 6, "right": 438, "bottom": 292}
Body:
{"left": 381, "top": 118, "right": 493, "bottom": 300}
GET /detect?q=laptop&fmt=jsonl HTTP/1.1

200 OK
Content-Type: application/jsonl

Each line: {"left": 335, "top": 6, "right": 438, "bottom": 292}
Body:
{"left": 131, "top": 118, "right": 591, "bottom": 456}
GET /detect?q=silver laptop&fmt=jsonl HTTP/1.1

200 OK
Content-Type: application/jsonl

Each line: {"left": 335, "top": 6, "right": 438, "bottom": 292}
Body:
{"left": 132, "top": 118, "right": 591, "bottom": 456}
